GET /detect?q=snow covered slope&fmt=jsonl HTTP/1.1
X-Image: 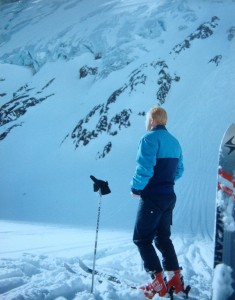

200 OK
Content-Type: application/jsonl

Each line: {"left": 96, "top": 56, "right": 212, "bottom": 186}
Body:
{"left": 1, "top": 0, "right": 235, "bottom": 299}
{"left": 1, "top": 0, "right": 235, "bottom": 235}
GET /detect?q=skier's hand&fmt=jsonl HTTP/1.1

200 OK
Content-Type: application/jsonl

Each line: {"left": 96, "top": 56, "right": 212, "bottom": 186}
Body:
{"left": 130, "top": 192, "right": 141, "bottom": 198}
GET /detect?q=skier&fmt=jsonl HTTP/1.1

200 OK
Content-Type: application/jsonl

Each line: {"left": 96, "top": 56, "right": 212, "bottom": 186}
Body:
{"left": 131, "top": 106, "right": 185, "bottom": 299}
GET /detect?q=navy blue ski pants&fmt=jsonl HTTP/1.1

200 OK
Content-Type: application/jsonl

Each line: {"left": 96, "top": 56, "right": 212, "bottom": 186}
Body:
{"left": 133, "top": 194, "right": 179, "bottom": 273}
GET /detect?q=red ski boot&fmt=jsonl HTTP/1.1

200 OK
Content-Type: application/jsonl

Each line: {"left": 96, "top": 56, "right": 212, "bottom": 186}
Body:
{"left": 140, "top": 272, "right": 168, "bottom": 299}
{"left": 166, "top": 269, "right": 184, "bottom": 294}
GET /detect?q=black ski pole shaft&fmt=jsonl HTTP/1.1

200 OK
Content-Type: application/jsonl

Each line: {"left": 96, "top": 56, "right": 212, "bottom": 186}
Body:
{"left": 89, "top": 175, "right": 111, "bottom": 293}
{"left": 91, "top": 189, "right": 102, "bottom": 294}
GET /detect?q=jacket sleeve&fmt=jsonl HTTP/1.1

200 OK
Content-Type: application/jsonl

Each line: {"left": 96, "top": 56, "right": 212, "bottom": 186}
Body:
{"left": 131, "top": 134, "right": 158, "bottom": 193}
{"left": 175, "top": 151, "right": 184, "bottom": 180}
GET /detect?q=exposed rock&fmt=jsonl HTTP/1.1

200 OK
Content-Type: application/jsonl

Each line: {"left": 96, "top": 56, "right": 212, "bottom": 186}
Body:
{"left": 68, "top": 59, "right": 180, "bottom": 154}
{"left": 227, "top": 26, "right": 235, "bottom": 41}
{"left": 79, "top": 65, "right": 98, "bottom": 78}
{"left": 209, "top": 55, "right": 222, "bottom": 66}
{"left": 0, "top": 123, "right": 23, "bottom": 141}
{"left": 0, "top": 79, "right": 55, "bottom": 140}
{"left": 171, "top": 17, "right": 220, "bottom": 55}
{"left": 96, "top": 142, "right": 112, "bottom": 159}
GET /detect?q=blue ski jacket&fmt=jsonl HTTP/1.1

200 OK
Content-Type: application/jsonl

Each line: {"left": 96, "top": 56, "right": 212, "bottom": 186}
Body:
{"left": 131, "top": 125, "right": 184, "bottom": 196}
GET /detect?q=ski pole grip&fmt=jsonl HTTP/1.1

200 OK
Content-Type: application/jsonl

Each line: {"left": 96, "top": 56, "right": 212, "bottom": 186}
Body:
{"left": 90, "top": 175, "right": 111, "bottom": 196}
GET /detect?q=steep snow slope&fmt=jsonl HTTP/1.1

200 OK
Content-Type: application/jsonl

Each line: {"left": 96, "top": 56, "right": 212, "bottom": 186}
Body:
{"left": 1, "top": 0, "right": 235, "bottom": 234}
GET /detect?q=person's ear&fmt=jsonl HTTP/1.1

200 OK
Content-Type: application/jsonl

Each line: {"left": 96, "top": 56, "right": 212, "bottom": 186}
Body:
{"left": 146, "top": 117, "right": 152, "bottom": 131}
{"left": 149, "top": 118, "right": 155, "bottom": 130}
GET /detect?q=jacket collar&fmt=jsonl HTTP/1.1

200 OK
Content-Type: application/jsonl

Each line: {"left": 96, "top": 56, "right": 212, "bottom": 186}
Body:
{"left": 152, "top": 125, "right": 167, "bottom": 131}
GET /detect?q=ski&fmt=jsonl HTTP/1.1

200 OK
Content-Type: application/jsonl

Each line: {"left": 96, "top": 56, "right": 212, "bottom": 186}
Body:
{"left": 65, "top": 261, "right": 138, "bottom": 289}
{"left": 78, "top": 258, "right": 138, "bottom": 289}
{"left": 64, "top": 262, "right": 103, "bottom": 284}
{"left": 65, "top": 261, "right": 191, "bottom": 299}
{"left": 77, "top": 259, "right": 191, "bottom": 299}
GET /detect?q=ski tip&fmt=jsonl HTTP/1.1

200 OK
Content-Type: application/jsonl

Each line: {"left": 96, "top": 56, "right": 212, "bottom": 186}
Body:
{"left": 64, "top": 263, "right": 76, "bottom": 274}
{"left": 78, "top": 258, "right": 88, "bottom": 270}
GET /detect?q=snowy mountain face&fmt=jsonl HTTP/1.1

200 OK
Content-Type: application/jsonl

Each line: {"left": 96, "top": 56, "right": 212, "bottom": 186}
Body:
{"left": 1, "top": 0, "right": 235, "bottom": 237}
{"left": 1, "top": 1, "right": 235, "bottom": 300}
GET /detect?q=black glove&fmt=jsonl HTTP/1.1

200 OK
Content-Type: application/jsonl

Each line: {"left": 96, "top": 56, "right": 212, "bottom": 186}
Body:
{"left": 90, "top": 175, "right": 111, "bottom": 195}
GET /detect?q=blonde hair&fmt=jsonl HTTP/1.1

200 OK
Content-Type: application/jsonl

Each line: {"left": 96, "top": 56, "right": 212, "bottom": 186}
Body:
{"left": 149, "top": 107, "right": 167, "bottom": 125}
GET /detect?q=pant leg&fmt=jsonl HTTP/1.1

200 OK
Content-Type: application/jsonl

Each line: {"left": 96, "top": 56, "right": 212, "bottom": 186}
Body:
{"left": 133, "top": 198, "right": 163, "bottom": 273}
{"left": 154, "top": 195, "right": 180, "bottom": 271}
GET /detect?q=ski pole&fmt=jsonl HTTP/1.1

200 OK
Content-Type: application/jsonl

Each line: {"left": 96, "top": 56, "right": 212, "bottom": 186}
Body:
{"left": 91, "top": 189, "right": 102, "bottom": 294}
{"left": 90, "top": 175, "right": 111, "bottom": 294}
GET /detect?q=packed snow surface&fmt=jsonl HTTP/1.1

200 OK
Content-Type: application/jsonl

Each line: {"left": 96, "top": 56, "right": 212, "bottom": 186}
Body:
{"left": 0, "top": 221, "right": 211, "bottom": 300}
